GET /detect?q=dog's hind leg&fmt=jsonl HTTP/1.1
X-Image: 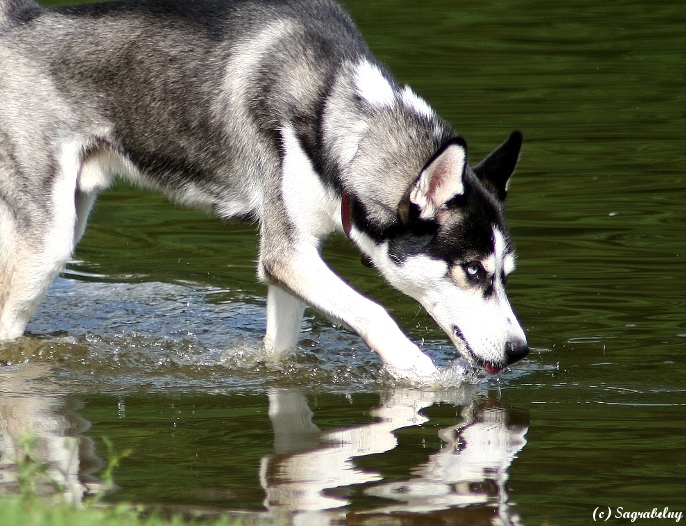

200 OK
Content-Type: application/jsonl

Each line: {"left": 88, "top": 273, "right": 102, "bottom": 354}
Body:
{"left": 0, "top": 242, "right": 62, "bottom": 341}
{"left": 0, "top": 141, "right": 94, "bottom": 342}
{"left": 264, "top": 285, "right": 306, "bottom": 356}
{"left": 0, "top": 209, "right": 78, "bottom": 341}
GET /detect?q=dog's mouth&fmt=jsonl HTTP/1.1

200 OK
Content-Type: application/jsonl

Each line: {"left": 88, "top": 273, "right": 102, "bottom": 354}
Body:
{"left": 452, "top": 325, "right": 503, "bottom": 376}
{"left": 483, "top": 362, "right": 503, "bottom": 376}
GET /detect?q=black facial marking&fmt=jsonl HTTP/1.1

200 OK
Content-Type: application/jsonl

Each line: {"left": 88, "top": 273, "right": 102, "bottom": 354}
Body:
{"left": 387, "top": 172, "right": 509, "bottom": 266}
{"left": 425, "top": 171, "right": 510, "bottom": 266}
{"left": 431, "top": 191, "right": 502, "bottom": 261}
{"left": 350, "top": 158, "right": 512, "bottom": 270}
{"left": 386, "top": 220, "right": 438, "bottom": 264}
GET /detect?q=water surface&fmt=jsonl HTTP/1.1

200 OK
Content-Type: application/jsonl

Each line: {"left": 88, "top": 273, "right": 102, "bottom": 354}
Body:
{"left": 1, "top": 0, "right": 685, "bottom": 524}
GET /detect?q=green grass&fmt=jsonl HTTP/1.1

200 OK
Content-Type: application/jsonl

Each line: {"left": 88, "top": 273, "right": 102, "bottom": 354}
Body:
{"left": 0, "top": 432, "right": 257, "bottom": 526}
{"left": 0, "top": 498, "right": 248, "bottom": 526}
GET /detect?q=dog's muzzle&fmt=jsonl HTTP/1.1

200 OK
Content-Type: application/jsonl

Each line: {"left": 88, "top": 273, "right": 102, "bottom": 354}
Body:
{"left": 452, "top": 325, "right": 529, "bottom": 375}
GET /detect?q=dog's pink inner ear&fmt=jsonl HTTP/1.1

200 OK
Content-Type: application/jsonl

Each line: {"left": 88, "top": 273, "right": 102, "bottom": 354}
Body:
{"left": 410, "top": 142, "right": 467, "bottom": 220}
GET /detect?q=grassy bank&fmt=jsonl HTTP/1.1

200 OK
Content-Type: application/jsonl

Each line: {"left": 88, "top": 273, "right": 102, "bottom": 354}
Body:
{"left": 0, "top": 498, "right": 256, "bottom": 526}
{"left": 0, "top": 433, "right": 258, "bottom": 526}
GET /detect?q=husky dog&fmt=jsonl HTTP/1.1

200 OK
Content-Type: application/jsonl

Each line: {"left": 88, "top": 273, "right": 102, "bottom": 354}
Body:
{"left": 0, "top": 0, "right": 528, "bottom": 378}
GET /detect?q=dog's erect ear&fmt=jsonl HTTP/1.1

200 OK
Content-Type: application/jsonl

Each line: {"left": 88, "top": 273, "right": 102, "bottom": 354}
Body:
{"left": 473, "top": 130, "right": 523, "bottom": 201}
{"left": 403, "top": 137, "right": 468, "bottom": 221}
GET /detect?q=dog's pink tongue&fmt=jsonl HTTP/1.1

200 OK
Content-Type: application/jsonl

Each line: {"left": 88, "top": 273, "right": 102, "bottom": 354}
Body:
{"left": 485, "top": 363, "right": 502, "bottom": 375}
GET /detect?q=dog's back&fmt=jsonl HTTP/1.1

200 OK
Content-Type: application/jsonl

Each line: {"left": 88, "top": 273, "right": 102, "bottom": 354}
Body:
{"left": 1, "top": 0, "right": 369, "bottom": 208}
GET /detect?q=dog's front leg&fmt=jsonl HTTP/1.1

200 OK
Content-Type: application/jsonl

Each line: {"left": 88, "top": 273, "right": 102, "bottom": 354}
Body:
{"left": 260, "top": 245, "right": 438, "bottom": 378}
{"left": 264, "top": 285, "right": 305, "bottom": 357}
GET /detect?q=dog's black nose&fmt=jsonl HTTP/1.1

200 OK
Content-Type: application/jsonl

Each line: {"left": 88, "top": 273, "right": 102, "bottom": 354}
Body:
{"left": 505, "top": 341, "right": 529, "bottom": 366}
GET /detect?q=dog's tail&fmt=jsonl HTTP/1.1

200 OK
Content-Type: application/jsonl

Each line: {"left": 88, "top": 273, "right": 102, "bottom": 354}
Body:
{"left": 0, "top": 0, "right": 41, "bottom": 30}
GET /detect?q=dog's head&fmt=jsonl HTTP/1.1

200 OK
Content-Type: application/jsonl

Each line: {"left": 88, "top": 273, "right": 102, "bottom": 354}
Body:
{"left": 369, "top": 131, "right": 528, "bottom": 374}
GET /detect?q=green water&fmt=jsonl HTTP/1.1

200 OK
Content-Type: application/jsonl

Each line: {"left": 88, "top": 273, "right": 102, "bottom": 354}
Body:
{"left": 1, "top": 0, "right": 685, "bottom": 524}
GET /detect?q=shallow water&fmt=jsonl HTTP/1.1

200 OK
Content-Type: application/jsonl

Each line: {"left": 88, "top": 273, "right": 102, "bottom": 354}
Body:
{"left": 1, "top": 0, "right": 685, "bottom": 524}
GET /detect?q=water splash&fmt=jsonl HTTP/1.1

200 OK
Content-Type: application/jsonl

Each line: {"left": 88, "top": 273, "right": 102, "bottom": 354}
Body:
{"left": 0, "top": 277, "right": 542, "bottom": 394}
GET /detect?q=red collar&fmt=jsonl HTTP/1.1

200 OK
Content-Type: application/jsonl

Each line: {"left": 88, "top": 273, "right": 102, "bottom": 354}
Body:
{"left": 341, "top": 191, "right": 353, "bottom": 241}
{"left": 341, "top": 191, "right": 374, "bottom": 268}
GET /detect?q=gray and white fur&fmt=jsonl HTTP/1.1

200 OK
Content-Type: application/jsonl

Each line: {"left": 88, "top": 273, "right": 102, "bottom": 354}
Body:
{"left": 0, "top": 0, "right": 528, "bottom": 378}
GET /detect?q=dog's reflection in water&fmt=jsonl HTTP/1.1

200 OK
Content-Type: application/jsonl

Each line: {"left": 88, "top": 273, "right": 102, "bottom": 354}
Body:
{"left": 0, "top": 363, "right": 103, "bottom": 504}
{"left": 261, "top": 387, "right": 529, "bottom": 524}
{"left": 0, "top": 364, "right": 528, "bottom": 524}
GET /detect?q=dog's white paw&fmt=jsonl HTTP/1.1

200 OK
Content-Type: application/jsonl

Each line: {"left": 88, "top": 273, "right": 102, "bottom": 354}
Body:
{"left": 384, "top": 345, "right": 439, "bottom": 380}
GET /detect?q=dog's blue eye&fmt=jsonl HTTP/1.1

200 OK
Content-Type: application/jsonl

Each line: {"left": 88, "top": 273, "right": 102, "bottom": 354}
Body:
{"left": 464, "top": 262, "right": 482, "bottom": 279}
